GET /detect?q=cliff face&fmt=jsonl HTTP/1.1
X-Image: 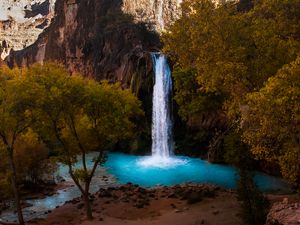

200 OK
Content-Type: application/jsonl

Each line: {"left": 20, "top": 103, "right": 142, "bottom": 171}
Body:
{"left": 2, "top": 0, "right": 184, "bottom": 88}
{"left": 1, "top": 0, "right": 238, "bottom": 83}
{"left": 0, "top": 0, "right": 56, "bottom": 59}
{"left": 122, "top": 0, "right": 182, "bottom": 30}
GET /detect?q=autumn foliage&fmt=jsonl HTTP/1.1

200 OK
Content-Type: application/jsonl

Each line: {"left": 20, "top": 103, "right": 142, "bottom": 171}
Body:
{"left": 163, "top": 0, "right": 300, "bottom": 186}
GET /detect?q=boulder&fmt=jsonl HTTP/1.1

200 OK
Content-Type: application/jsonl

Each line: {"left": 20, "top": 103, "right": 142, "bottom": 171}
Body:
{"left": 265, "top": 200, "right": 300, "bottom": 225}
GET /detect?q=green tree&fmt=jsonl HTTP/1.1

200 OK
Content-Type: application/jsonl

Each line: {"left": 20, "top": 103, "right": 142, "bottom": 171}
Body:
{"left": 172, "top": 68, "right": 223, "bottom": 123}
{"left": 0, "top": 65, "right": 32, "bottom": 225}
{"left": 0, "top": 148, "right": 12, "bottom": 201}
{"left": 224, "top": 131, "right": 269, "bottom": 225}
{"left": 163, "top": 0, "right": 300, "bottom": 117}
{"left": 237, "top": 169, "right": 270, "bottom": 225}
{"left": 24, "top": 63, "right": 143, "bottom": 220}
{"left": 14, "top": 129, "right": 52, "bottom": 185}
{"left": 163, "top": 0, "right": 300, "bottom": 178}
{"left": 242, "top": 57, "right": 300, "bottom": 185}
{"left": 224, "top": 131, "right": 253, "bottom": 169}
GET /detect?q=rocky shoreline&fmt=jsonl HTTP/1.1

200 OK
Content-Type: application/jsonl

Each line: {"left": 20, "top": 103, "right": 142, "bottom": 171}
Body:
{"left": 266, "top": 200, "right": 300, "bottom": 225}
{"left": 68, "top": 183, "right": 221, "bottom": 210}
{"left": 0, "top": 183, "right": 59, "bottom": 214}
{"left": 1, "top": 182, "right": 298, "bottom": 225}
{"left": 25, "top": 183, "right": 237, "bottom": 225}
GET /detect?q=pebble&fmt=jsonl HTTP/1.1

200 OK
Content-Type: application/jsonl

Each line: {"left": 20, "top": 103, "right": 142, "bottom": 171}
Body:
{"left": 212, "top": 210, "right": 219, "bottom": 215}
{"left": 174, "top": 209, "right": 183, "bottom": 213}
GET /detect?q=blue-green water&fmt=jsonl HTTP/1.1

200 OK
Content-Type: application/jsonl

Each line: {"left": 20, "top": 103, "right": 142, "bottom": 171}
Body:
{"left": 0, "top": 152, "right": 289, "bottom": 222}
{"left": 105, "top": 153, "right": 289, "bottom": 191}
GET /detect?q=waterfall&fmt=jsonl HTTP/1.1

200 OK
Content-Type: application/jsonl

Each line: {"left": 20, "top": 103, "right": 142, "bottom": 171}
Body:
{"left": 138, "top": 53, "right": 186, "bottom": 168}
{"left": 156, "top": 0, "right": 165, "bottom": 30}
{"left": 151, "top": 53, "right": 173, "bottom": 157}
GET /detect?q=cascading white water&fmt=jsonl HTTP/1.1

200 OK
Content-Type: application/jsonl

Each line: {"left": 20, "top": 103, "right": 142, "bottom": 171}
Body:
{"left": 156, "top": 0, "right": 165, "bottom": 30}
{"left": 151, "top": 53, "right": 173, "bottom": 157}
{"left": 138, "top": 53, "right": 186, "bottom": 168}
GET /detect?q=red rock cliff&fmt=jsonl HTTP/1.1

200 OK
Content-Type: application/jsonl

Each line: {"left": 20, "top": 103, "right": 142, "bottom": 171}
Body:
{"left": 5, "top": 0, "right": 163, "bottom": 89}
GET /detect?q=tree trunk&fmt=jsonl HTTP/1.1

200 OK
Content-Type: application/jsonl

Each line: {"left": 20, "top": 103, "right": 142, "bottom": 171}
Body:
{"left": 83, "top": 188, "right": 93, "bottom": 220}
{"left": 68, "top": 165, "right": 93, "bottom": 220}
{"left": 7, "top": 151, "right": 25, "bottom": 225}
{"left": 208, "top": 130, "right": 224, "bottom": 163}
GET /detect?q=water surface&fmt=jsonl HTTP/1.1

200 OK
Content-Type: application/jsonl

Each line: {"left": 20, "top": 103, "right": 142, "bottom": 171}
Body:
{"left": 105, "top": 153, "right": 289, "bottom": 191}
{"left": 0, "top": 152, "right": 289, "bottom": 222}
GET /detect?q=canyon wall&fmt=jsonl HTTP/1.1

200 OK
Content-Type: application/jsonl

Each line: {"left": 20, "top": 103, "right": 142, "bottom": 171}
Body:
{"left": 122, "top": 0, "right": 182, "bottom": 31}
{"left": 1, "top": 0, "right": 184, "bottom": 87}
{"left": 0, "top": 0, "right": 56, "bottom": 59}
{"left": 1, "top": 0, "right": 238, "bottom": 83}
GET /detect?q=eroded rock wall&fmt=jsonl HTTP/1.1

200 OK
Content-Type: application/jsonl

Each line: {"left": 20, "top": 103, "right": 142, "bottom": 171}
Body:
{"left": 6, "top": 0, "right": 162, "bottom": 88}
{"left": 0, "top": 0, "right": 56, "bottom": 59}
{"left": 1, "top": 0, "right": 239, "bottom": 80}
{"left": 1, "top": 0, "right": 183, "bottom": 73}
{"left": 122, "top": 0, "right": 182, "bottom": 31}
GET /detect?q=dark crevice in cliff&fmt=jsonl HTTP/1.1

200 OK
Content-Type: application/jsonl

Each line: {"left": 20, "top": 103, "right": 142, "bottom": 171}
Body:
{"left": 25, "top": 0, "right": 50, "bottom": 18}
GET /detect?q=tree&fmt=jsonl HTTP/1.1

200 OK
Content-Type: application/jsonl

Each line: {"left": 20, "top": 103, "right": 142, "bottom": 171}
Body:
{"left": 172, "top": 68, "right": 223, "bottom": 123}
{"left": 242, "top": 57, "right": 300, "bottom": 186}
{"left": 24, "top": 63, "right": 143, "bottom": 220}
{"left": 163, "top": 0, "right": 300, "bottom": 118}
{"left": 0, "top": 65, "right": 32, "bottom": 225}
{"left": 14, "top": 129, "right": 52, "bottom": 185}
{"left": 224, "top": 131, "right": 269, "bottom": 225}
{"left": 162, "top": 0, "right": 300, "bottom": 178}
{"left": 237, "top": 169, "right": 270, "bottom": 225}
{"left": 0, "top": 148, "right": 12, "bottom": 201}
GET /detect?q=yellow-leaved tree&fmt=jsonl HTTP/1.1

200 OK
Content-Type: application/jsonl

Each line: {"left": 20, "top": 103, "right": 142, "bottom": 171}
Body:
{"left": 23, "top": 63, "right": 143, "bottom": 220}
{"left": 242, "top": 57, "right": 300, "bottom": 185}
{"left": 0, "top": 65, "right": 32, "bottom": 225}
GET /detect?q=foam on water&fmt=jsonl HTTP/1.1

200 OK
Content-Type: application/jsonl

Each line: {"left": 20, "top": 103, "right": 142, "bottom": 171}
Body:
{"left": 137, "top": 155, "right": 187, "bottom": 168}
